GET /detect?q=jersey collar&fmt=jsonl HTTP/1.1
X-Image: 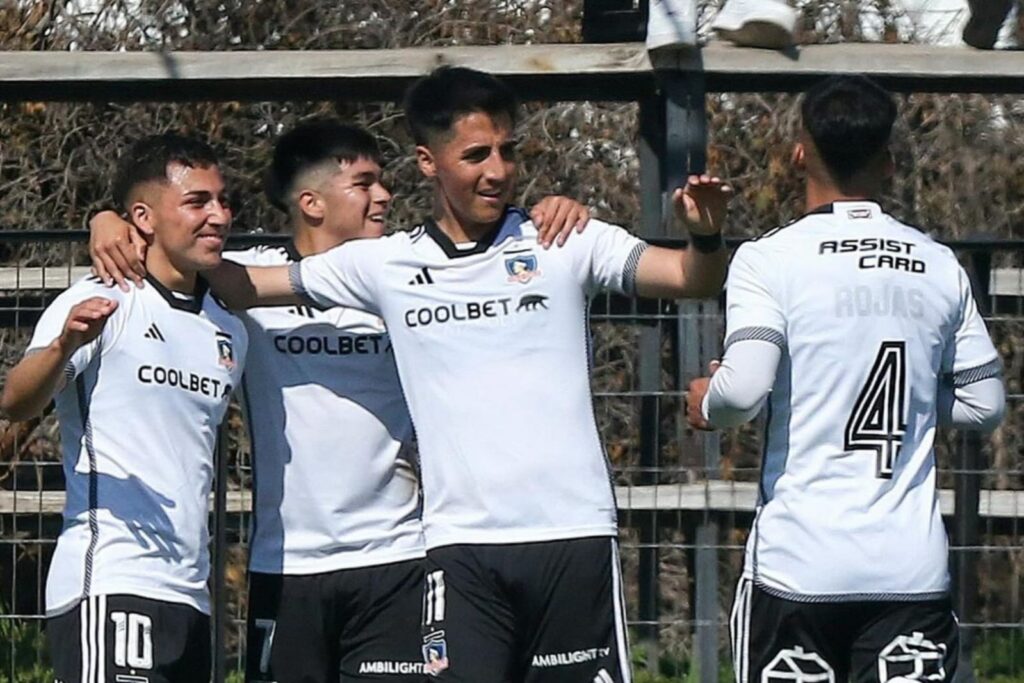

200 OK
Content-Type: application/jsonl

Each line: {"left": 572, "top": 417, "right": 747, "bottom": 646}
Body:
{"left": 805, "top": 200, "right": 883, "bottom": 216}
{"left": 144, "top": 273, "right": 208, "bottom": 314}
{"left": 423, "top": 206, "right": 530, "bottom": 259}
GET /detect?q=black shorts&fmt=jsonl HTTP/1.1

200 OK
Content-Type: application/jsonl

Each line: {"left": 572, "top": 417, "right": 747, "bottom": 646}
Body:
{"left": 421, "top": 536, "right": 631, "bottom": 683}
{"left": 47, "top": 594, "right": 210, "bottom": 683}
{"left": 731, "top": 578, "right": 959, "bottom": 683}
{"left": 246, "top": 558, "right": 424, "bottom": 682}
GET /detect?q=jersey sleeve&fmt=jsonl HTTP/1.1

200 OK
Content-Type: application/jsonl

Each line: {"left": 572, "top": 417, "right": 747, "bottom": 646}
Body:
{"left": 722, "top": 242, "right": 786, "bottom": 351}
{"left": 563, "top": 219, "right": 649, "bottom": 296}
{"left": 26, "top": 278, "right": 129, "bottom": 384}
{"left": 290, "top": 239, "right": 383, "bottom": 316}
{"left": 941, "top": 266, "right": 1001, "bottom": 386}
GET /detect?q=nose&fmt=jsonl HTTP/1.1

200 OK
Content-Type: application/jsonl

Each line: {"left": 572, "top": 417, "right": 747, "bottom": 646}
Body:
{"left": 208, "top": 199, "right": 232, "bottom": 227}
{"left": 372, "top": 181, "right": 391, "bottom": 205}
{"left": 482, "top": 149, "right": 508, "bottom": 183}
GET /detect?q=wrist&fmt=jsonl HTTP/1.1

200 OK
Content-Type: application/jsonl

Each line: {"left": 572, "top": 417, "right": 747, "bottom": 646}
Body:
{"left": 52, "top": 335, "right": 81, "bottom": 360}
{"left": 690, "top": 231, "right": 724, "bottom": 254}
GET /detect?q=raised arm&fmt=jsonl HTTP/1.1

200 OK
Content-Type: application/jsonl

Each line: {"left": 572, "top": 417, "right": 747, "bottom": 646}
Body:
{"left": 204, "top": 260, "right": 303, "bottom": 310}
{"left": 1, "top": 297, "right": 117, "bottom": 421}
{"left": 633, "top": 175, "right": 731, "bottom": 300}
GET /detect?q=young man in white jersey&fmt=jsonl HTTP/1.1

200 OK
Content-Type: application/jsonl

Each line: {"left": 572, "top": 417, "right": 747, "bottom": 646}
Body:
{"left": 1, "top": 134, "right": 248, "bottom": 683}
{"left": 86, "top": 120, "right": 592, "bottom": 682}
{"left": 685, "top": 75, "right": 1006, "bottom": 683}
{"left": 206, "top": 66, "right": 732, "bottom": 683}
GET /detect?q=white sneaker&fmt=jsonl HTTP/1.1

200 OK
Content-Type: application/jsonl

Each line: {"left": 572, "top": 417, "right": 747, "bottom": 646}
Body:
{"left": 646, "top": 0, "right": 698, "bottom": 50}
{"left": 711, "top": 0, "right": 798, "bottom": 49}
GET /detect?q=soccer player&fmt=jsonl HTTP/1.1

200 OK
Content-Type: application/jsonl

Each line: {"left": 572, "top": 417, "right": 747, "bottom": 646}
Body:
{"left": 685, "top": 75, "right": 1006, "bottom": 683}
{"left": 1, "top": 134, "right": 248, "bottom": 683}
{"left": 86, "top": 120, "right": 592, "bottom": 682}
{"left": 207, "top": 66, "right": 731, "bottom": 683}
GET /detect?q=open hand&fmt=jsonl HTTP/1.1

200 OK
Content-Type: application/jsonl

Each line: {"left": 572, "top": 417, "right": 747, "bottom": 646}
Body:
{"left": 89, "top": 210, "right": 147, "bottom": 291}
{"left": 673, "top": 175, "right": 733, "bottom": 236}
{"left": 531, "top": 195, "right": 591, "bottom": 249}
{"left": 59, "top": 297, "right": 118, "bottom": 353}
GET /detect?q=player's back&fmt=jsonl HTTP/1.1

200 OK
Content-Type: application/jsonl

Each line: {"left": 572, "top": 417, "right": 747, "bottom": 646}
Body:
{"left": 732, "top": 201, "right": 998, "bottom": 601}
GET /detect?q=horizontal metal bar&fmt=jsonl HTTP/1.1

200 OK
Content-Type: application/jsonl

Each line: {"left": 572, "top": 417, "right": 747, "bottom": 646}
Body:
{"left": 2, "top": 483, "right": 1020, "bottom": 517}
{"left": 2, "top": 43, "right": 1024, "bottom": 103}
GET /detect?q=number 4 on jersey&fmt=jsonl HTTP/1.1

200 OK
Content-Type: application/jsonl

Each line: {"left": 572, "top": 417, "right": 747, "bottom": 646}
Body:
{"left": 845, "top": 341, "right": 908, "bottom": 478}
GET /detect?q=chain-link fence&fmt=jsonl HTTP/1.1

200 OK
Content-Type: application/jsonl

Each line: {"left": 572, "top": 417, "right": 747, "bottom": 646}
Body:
{"left": 1, "top": 231, "right": 1020, "bottom": 683}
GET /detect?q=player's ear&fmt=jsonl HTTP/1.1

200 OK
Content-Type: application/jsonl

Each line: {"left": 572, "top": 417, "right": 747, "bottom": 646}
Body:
{"left": 792, "top": 142, "right": 806, "bottom": 171}
{"left": 297, "top": 189, "right": 324, "bottom": 222}
{"left": 128, "top": 201, "right": 156, "bottom": 238}
{"left": 416, "top": 145, "right": 437, "bottom": 178}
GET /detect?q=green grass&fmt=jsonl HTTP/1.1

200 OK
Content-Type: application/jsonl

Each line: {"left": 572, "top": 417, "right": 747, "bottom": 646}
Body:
{"left": 0, "top": 615, "right": 51, "bottom": 683}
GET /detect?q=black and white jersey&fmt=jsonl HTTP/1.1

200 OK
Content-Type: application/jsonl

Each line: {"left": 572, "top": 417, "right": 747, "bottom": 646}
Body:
{"left": 291, "top": 209, "right": 647, "bottom": 549}
{"left": 725, "top": 201, "right": 1001, "bottom": 601}
{"left": 28, "top": 275, "right": 248, "bottom": 616}
{"left": 227, "top": 245, "right": 423, "bottom": 574}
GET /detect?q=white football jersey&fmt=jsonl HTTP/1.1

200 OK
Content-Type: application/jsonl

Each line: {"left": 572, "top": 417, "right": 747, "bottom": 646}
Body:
{"left": 291, "top": 209, "right": 648, "bottom": 549}
{"left": 726, "top": 201, "right": 1001, "bottom": 601}
{"left": 29, "top": 275, "right": 248, "bottom": 616}
{"left": 226, "top": 245, "right": 423, "bottom": 574}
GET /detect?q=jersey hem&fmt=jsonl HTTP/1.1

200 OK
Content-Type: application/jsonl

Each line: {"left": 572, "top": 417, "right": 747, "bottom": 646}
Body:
{"left": 423, "top": 524, "right": 618, "bottom": 550}
{"left": 46, "top": 586, "right": 209, "bottom": 618}
{"left": 747, "top": 573, "right": 949, "bottom": 603}
{"left": 247, "top": 545, "right": 426, "bottom": 575}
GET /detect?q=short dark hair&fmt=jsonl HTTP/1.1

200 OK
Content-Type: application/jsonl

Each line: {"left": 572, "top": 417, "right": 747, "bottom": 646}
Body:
{"left": 112, "top": 133, "right": 219, "bottom": 211}
{"left": 801, "top": 75, "right": 897, "bottom": 183}
{"left": 403, "top": 66, "right": 519, "bottom": 145}
{"left": 265, "top": 119, "right": 381, "bottom": 213}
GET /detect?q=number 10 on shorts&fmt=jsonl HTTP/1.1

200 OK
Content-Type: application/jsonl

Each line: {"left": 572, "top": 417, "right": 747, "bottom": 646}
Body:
{"left": 110, "top": 611, "right": 153, "bottom": 669}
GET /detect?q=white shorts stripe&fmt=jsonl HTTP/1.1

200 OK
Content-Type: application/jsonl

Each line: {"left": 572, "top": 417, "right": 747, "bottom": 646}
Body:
{"left": 96, "top": 595, "right": 106, "bottom": 683}
{"left": 730, "top": 578, "right": 752, "bottom": 683}
{"left": 610, "top": 539, "right": 632, "bottom": 683}
{"left": 79, "top": 599, "right": 90, "bottom": 683}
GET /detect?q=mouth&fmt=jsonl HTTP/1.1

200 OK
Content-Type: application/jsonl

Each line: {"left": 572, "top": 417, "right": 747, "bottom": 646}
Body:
{"left": 196, "top": 230, "right": 225, "bottom": 247}
{"left": 366, "top": 213, "right": 386, "bottom": 225}
{"left": 478, "top": 189, "right": 506, "bottom": 205}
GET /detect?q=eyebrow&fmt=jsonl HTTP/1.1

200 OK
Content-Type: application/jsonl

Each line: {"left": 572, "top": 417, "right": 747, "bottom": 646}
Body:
{"left": 351, "top": 172, "right": 378, "bottom": 182}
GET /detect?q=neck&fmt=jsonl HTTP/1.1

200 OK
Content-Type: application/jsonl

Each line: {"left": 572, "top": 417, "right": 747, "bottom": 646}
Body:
{"left": 432, "top": 194, "right": 498, "bottom": 243}
{"left": 290, "top": 218, "right": 358, "bottom": 258}
{"left": 145, "top": 252, "right": 197, "bottom": 293}
{"left": 805, "top": 178, "right": 879, "bottom": 213}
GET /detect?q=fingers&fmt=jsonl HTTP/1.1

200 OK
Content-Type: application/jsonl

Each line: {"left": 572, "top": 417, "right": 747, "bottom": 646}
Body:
{"left": 533, "top": 197, "right": 591, "bottom": 249}
{"left": 708, "top": 359, "right": 721, "bottom": 375}
{"left": 106, "top": 241, "right": 140, "bottom": 292}
{"left": 685, "top": 377, "right": 715, "bottom": 431}
{"left": 549, "top": 200, "right": 575, "bottom": 247}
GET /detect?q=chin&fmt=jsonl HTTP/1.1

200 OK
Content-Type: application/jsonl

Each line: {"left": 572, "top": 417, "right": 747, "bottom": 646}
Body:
{"left": 191, "top": 252, "right": 223, "bottom": 272}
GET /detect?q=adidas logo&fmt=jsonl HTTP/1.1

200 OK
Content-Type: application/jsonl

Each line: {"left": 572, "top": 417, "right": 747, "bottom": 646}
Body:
{"left": 289, "top": 305, "right": 316, "bottom": 318}
{"left": 408, "top": 267, "right": 435, "bottom": 286}
{"left": 144, "top": 323, "right": 166, "bottom": 341}
{"left": 593, "top": 669, "right": 614, "bottom": 683}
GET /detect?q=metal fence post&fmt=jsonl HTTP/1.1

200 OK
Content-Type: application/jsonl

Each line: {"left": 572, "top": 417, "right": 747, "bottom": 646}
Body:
{"left": 659, "top": 66, "right": 720, "bottom": 683}
{"left": 636, "top": 89, "right": 666, "bottom": 670}
{"left": 952, "top": 249, "right": 991, "bottom": 683}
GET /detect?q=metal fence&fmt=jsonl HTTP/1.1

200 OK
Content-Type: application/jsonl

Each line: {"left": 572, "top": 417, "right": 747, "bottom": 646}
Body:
{"left": 1, "top": 232, "right": 1021, "bottom": 683}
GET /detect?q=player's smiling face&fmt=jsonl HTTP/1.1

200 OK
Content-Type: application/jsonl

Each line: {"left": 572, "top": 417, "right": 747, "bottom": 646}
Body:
{"left": 133, "top": 162, "right": 232, "bottom": 276}
{"left": 419, "top": 111, "right": 517, "bottom": 237}
{"left": 317, "top": 156, "right": 391, "bottom": 242}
